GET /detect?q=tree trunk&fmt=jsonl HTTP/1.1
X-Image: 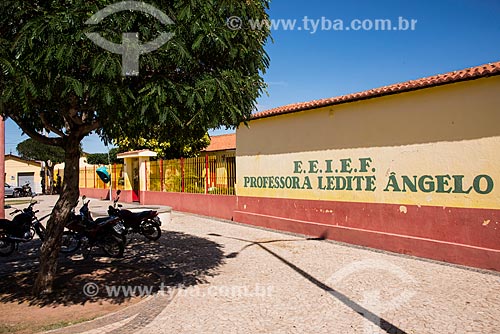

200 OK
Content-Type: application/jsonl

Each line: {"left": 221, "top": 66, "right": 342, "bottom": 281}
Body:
{"left": 33, "top": 138, "right": 81, "bottom": 295}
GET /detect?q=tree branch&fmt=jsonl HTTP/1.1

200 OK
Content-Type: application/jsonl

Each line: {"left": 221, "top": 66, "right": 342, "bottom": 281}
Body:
{"left": 40, "top": 112, "right": 66, "bottom": 138}
{"left": 9, "top": 115, "right": 64, "bottom": 147}
{"left": 67, "top": 96, "right": 84, "bottom": 126}
{"left": 76, "top": 119, "right": 101, "bottom": 138}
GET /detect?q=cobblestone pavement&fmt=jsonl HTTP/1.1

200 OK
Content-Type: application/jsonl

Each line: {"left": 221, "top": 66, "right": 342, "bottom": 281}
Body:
{"left": 12, "top": 196, "right": 500, "bottom": 334}
{"left": 133, "top": 213, "right": 500, "bottom": 334}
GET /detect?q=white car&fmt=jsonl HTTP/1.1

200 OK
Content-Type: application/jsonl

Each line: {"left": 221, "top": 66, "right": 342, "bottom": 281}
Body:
{"left": 4, "top": 183, "right": 15, "bottom": 197}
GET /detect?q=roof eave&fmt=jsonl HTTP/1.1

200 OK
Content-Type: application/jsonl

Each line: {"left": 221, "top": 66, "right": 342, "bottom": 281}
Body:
{"left": 250, "top": 62, "right": 500, "bottom": 121}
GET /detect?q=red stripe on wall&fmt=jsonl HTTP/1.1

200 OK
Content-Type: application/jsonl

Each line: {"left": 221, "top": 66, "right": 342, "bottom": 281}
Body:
{"left": 234, "top": 196, "right": 500, "bottom": 271}
{"left": 80, "top": 188, "right": 134, "bottom": 203}
{"left": 79, "top": 188, "right": 500, "bottom": 271}
{"left": 142, "top": 191, "right": 237, "bottom": 221}
{"left": 80, "top": 188, "right": 109, "bottom": 200}
{"left": 236, "top": 197, "right": 500, "bottom": 249}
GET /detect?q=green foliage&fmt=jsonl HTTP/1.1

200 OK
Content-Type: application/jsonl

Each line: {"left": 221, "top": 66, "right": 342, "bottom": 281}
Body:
{"left": 86, "top": 147, "right": 120, "bottom": 165}
{"left": 16, "top": 138, "right": 65, "bottom": 163}
{"left": 0, "top": 0, "right": 271, "bottom": 145}
{"left": 115, "top": 132, "right": 210, "bottom": 159}
{"left": 0, "top": 0, "right": 270, "bottom": 293}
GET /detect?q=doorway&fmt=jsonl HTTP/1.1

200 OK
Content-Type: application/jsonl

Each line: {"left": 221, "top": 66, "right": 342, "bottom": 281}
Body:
{"left": 132, "top": 159, "right": 140, "bottom": 202}
{"left": 17, "top": 172, "right": 35, "bottom": 191}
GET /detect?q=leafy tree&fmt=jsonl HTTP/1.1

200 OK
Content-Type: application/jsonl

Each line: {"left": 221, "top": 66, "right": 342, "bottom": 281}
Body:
{"left": 115, "top": 131, "right": 210, "bottom": 159}
{"left": 16, "top": 138, "right": 66, "bottom": 194}
{"left": 0, "top": 0, "right": 270, "bottom": 294}
{"left": 86, "top": 147, "right": 120, "bottom": 165}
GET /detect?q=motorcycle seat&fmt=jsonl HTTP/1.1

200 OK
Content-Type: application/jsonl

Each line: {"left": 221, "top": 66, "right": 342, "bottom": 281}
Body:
{"left": 94, "top": 216, "right": 116, "bottom": 225}
{"left": 0, "top": 219, "right": 29, "bottom": 236}
{"left": 121, "top": 210, "right": 155, "bottom": 221}
{"left": 0, "top": 219, "right": 11, "bottom": 230}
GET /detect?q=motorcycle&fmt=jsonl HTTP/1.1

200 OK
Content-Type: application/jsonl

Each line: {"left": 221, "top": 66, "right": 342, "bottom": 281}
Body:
{"left": 0, "top": 197, "right": 47, "bottom": 256}
{"left": 13, "top": 182, "right": 33, "bottom": 198}
{"left": 107, "top": 190, "right": 162, "bottom": 241}
{"left": 60, "top": 196, "right": 126, "bottom": 258}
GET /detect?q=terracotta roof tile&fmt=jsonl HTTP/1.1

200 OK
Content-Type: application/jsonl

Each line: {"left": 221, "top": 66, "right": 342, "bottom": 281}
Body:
{"left": 204, "top": 134, "right": 236, "bottom": 152}
{"left": 252, "top": 61, "right": 500, "bottom": 120}
{"left": 116, "top": 149, "right": 151, "bottom": 155}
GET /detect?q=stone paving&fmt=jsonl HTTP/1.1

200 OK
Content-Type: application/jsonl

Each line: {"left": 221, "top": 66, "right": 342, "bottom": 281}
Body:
{"left": 5, "top": 195, "right": 500, "bottom": 334}
{"left": 133, "top": 213, "right": 500, "bottom": 334}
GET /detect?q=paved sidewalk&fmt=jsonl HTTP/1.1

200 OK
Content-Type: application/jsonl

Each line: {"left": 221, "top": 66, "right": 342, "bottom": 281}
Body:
{"left": 14, "top": 196, "right": 500, "bottom": 334}
{"left": 8, "top": 196, "right": 500, "bottom": 333}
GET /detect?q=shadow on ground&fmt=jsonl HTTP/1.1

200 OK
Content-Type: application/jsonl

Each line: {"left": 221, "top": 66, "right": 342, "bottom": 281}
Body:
{"left": 0, "top": 231, "right": 225, "bottom": 307}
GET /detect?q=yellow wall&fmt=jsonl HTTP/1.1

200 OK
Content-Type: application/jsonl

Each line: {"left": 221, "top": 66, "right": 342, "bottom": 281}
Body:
{"left": 207, "top": 150, "right": 235, "bottom": 189}
{"left": 236, "top": 76, "right": 500, "bottom": 210}
{"left": 5, "top": 157, "right": 42, "bottom": 193}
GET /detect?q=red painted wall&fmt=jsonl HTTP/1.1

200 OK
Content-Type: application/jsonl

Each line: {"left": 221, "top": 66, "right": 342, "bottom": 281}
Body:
{"left": 142, "top": 191, "right": 237, "bottom": 221}
{"left": 79, "top": 188, "right": 500, "bottom": 271}
{"left": 80, "top": 188, "right": 134, "bottom": 203}
{"left": 79, "top": 188, "right": 110, "bottom": 200}
{"left": 234, "top": 196, "right": 500, "bottom": 271}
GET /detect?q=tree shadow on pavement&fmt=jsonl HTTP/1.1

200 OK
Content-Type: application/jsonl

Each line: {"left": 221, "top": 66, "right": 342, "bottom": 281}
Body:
{"left": 0, "top": 231, "right": 225, "bottom": 307}
{"left": 209, "top": 233, "right": 408, "bottom": 334}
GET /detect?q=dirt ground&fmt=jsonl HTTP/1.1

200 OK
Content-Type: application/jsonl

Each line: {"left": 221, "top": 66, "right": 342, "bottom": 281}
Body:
{"left": 0, "top": 298, "right": 140, "bottom": 334}
{"left": 0, "top": 259, "right": 153, "bottom": 334}
{"left": 0, "top": 228, "right": 221, "bottom": 334}
{"left": 0, "top": 196, "right": 222, "bottom": 334}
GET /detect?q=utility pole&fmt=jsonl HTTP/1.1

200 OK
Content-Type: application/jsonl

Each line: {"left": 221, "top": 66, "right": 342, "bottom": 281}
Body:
{"left": 108, "top": 147, "right": 112, "bottom": 201}
{"left": 0, "top": 119, "right": 5, "bottom": 219}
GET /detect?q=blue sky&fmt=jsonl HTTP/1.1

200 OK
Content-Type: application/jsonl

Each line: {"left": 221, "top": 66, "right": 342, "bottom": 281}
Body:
{"left": 5, "top": 0, "right": 500, "bottom": 153}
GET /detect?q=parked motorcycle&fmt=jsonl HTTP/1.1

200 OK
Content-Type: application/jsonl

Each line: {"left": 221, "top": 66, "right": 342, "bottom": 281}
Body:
{"left": 13, "top": 182, "right": 33, "bottom": 198}
{"left": 0, "top": 197, "right": 47, "bottom": 256}
{"left": 60, "top": 196, "right": 126, "bottom": 258}
{"left": 107, "top": 190, "right": 162, "bottom": 241}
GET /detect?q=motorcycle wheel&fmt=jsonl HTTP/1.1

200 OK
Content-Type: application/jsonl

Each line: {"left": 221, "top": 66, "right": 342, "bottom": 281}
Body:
{"left": 12, "top": 190, "right": 20, "bottom": 198}
{"left": 141, "top": 220, "right": 161, "bottom": 241}
{"left": 60, "top": 231, "right": 80, "bottom": 253}
{"left": 35, "top": 224, "right": 46, "bottom": 242}
{"left": 0, "top": 238, "right": 15, "bottom": 257}
{"left": 102, "top": 234, "right": 125, "bottom": 258}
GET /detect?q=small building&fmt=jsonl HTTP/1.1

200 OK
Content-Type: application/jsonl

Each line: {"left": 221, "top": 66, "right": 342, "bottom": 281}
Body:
{"left": 4, "top": 154, "right": 42, "bottom": 194}
{"left": 117, "top": 149, "right": 158, "bottom": 202}
{"left": 203, "top": 133, "right": 236, "bottom": 155}
{"left": 203, "top": 134, "right": 236, "bottom": 191}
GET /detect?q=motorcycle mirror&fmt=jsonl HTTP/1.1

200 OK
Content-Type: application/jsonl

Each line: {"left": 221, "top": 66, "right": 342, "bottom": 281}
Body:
{"left": 116, "top": 190, "right": 121, "bottom": 195}
{"left": 82, "top": 195, "right": 87, "bottom": 201}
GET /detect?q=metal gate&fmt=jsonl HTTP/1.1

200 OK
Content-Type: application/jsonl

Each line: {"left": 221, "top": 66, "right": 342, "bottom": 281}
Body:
{"left": 17, "top": 172, "right": 35, "bottom": 190}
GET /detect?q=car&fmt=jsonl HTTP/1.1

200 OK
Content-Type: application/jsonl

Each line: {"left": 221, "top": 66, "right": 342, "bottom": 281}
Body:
{"left": 4, "top": 183, "right": 15, "bottom": 197}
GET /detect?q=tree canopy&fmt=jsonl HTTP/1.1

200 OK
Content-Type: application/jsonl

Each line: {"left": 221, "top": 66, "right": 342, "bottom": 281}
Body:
{"left": 0, "top": 0, "right": 270, "bottom": 294}
{"left": 86, "top": 147, "right": 120, "bottom": 165}
{"left": 0, "top": 0, "right": 270, "bottom": 145}
{"left": 16, "top": 138, "right": 66, "bottom": 164}
{"left": 87, "top": 131, "right": 210, "bottom": 163}
{"left": 115, "top": 132, "right": 210, "bottom": 159}
{"left": 16, "top": 138, "right": 76, "bottom": 194}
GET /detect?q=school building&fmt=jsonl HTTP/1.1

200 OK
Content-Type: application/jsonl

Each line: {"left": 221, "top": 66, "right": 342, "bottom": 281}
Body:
{"left": 81, "top": 60, "right": 500, "bottom": 271}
